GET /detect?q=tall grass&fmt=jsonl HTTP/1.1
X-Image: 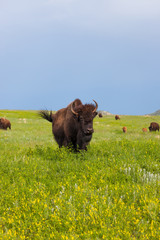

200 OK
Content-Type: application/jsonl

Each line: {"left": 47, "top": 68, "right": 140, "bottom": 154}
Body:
{"left": 0, "top": 110, "right": 160, "bottom": 239}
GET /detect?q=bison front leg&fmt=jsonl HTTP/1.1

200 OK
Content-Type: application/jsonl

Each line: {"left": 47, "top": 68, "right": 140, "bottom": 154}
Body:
{"left": 80, "top": 144, "right": 88, "bottom": 151}
{"left": 77, "top": 141, "right": 88, "bottom": 151}
{"left": 62, "top": 136, "right": 77, "bottom": 151}
{"left": 77, "top": 132, "right": 90, "bottom": 151}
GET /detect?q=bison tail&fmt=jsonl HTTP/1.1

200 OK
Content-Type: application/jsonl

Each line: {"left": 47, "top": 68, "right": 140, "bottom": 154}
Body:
{"left": 38, "top": 110, "right": 53, "bottom": 123}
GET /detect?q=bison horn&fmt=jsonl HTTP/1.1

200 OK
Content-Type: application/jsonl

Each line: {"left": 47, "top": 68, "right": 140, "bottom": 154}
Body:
{"left": 92, "top": 100, "right": 98, "bottom": 113}
{"left": 71, "top": 102, "right": 79, "bottom": 116}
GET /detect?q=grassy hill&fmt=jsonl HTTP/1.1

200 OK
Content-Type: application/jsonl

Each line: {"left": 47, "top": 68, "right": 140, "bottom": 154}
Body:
{"left": 149, "top": 109, "right": 160, "bottom": 116}
{"left": 0, "top": 110, "right": 160, "bottom": 239}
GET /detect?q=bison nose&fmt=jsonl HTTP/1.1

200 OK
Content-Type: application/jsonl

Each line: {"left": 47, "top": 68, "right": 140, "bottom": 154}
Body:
{"left": 87, "top": 128, "right": 94, "bottom": 134}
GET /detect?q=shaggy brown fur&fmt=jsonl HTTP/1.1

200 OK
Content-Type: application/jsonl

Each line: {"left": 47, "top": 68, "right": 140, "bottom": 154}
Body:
{"left": 0, "top": 118, "right": 11, "bottom": 130}
{"left": 39, "top": 99, "right": 98, "bottom": 151}
{"left": 142, "top": 128, "right": 147, "bottom": 132}
{"left": 122, "top": 126, "right": 127, "bottom": 133}
{"left": 115, "top": 115, "right": 120, "bottom": 120}
{"left": 149, "top": 122, "right": 159, "bottom": 132}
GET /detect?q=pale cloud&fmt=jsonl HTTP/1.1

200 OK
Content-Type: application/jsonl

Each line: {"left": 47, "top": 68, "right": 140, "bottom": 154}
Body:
{"left": 44, "top": 0, "right": 160, "bottom": 19}
{"left": 42, "top": 0, "right": 160, "bottom": 35}
{"left": 0, "top": 0, "right": 160, "bottom": 114}
{"left": 0, "top": 0, "right": 160, "bottom": 36}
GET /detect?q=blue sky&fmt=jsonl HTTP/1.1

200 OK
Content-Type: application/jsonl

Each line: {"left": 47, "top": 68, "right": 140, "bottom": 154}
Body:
{"left": 0, "top": 0, "right": 160, "bottom": 115}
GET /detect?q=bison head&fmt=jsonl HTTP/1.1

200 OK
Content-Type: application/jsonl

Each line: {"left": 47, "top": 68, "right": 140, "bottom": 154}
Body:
{"left": 148, "top": 126, "right": 152, "bottom": 131}
{"left": 71, "top": 100, "right": 98, "bottom": 135}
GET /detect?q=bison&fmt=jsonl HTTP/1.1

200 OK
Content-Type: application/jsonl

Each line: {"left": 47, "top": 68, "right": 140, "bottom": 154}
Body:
{"left": 0, "top": 118, "right": 11, "bottom": 130}
{"left": 39, "top": 99, "right": 98, "bottom": 151}
{"left": 122, "top": 126, "right": 127, "bottom": 133}
{"left": 98, "top": 112, "right": 103, "bottom": 118}
{"left": 142, "top": 128, "right": 147, "bottom": 132}
{"left": 148, "top": 122, "right": 159, "bottom": 132}
{"left": 115, "top": 115, "right": 120, "bottom": 120}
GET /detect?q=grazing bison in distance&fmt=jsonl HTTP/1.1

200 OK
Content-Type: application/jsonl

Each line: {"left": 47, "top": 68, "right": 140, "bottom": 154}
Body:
{"left": 0, "top": 118, "right": 11, "bottom": 130}
{"left": 122, "top": 126, "right": 127, "bottom": 133}
{"left": 115, "top": 115, "right": 120, "bottom": 120}
{"left": 98, "top": 112, "right": 103, "bottom": 118}
{"left": 142, "top": 128, "right": 147, "bottom": 132}
{"left": 39, "top": 99, "right": 98, "bottom": 151}
{"left": 149, "top": 122, "right": 159, "bottom": 132}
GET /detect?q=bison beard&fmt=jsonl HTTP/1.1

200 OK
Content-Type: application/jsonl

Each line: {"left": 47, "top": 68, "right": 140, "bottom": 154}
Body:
{"left": 39, "top": 99, "right": 98, "bottom": 151}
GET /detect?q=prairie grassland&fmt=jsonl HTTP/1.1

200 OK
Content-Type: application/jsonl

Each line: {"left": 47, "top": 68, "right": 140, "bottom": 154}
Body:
{"left": 0, "top": 110, "right": 160, "bottom": 239}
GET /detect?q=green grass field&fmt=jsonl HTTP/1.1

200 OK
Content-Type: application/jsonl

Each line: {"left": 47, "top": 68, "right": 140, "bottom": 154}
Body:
{"left": 0, "top": 110, "right": 160, "bottom": 239}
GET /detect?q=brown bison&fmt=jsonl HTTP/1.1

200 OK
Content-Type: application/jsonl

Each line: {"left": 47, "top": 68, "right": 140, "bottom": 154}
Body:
{"left": 0, "top": 118, "right": 11, "bottom": 130}
{"left": 142, "top": 128, "right": 147, "bottom": 132}
{"left": 148, "top": 122, "right": 159, "bottom": 132}
{"left": 115, "top": 115, "right": 120, "bottom": 120}
{"left": 98, "top": 112, "right": 103, "bottom": 118}
{"left": 39, "top": 99, "right": 98, "bottom": 151}
{"left": 122, "top": 126, "right": 127, "bottom": 133}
